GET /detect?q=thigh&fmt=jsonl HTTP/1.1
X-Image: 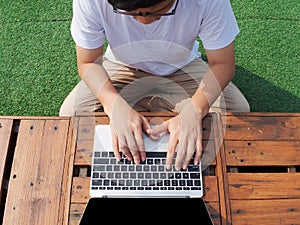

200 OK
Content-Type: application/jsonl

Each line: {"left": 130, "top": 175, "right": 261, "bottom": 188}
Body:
{"left": 152, "top": 58, "right": 208, "bottom": 110}
{"left": 72, "top": 80, "right": 103, "bottom": 113}
{"left": 156, "top": 58, "right": 249, "bottom": 113}
{"left": 158, "top": 58, "right": 207, "bottom": 95}
{"left": 103, "top": 59, "right": 158, "bottom": 106}
{"left": 59, "top": 79, "right": 103, "bottom": 116}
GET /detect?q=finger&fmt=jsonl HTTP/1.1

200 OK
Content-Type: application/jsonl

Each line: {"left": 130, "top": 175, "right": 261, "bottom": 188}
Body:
{"left": 194, "top": 136, "right": 203, "bottom": 165}
{"left": 165, "top": 133, "right": 178, "bottom": 170}
{"left": 110, "top": 125, "right": 120, "bottom": 160}
{"left": 133, "top": 126, "right": 146, "bottom": 163}
{"left": 124, "top": 133, "right": 141, "bottom": 164}
{"left": 182, "top": 141, "right": 196, "bottom": 170}
{"left": 130, "top": 149, "right": 140, "bottom": 164}
{"left": 175, "top": 139, "right": 187, "bottom": 171}
{"left": 119, "top": 146, "right": 131, "bottom": 160}
{"left": 111, "top": 130, "right": 121, "bottom": 161}
{"left": 118, "top": 135, "right": 132, "bottom": 161}
{"left": 148, "top": 121, "right": 168, "bottom": 139}
{"left": 141, "top": 116, "right": 152, "bottom": 135}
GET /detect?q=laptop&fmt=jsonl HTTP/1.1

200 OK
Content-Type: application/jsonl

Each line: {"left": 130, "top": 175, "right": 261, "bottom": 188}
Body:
{"left": 81, "top": 124, "right": 214, "bottom": 225}
{"left": 90, "top": 124, "right": 204, "bottom": 198}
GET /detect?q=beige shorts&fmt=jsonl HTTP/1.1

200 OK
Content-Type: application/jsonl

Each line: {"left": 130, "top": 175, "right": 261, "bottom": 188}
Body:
{"left": 59, "top": 58, "right": 250, "bottom": 116}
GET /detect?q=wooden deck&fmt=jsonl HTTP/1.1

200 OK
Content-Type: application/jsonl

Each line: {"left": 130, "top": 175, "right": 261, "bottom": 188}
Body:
{"left": 0, "top": 117, "right": 75, "bottom": 224}
{"left": 221, "top": 113, "right": 300, "bottom": 224}
{"left": 0, "top": 112, "right": 299, "bottom": 224}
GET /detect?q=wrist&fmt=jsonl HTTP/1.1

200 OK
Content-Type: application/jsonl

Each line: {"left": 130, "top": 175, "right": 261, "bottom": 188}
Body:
{"left": 190, "top": 97, "right": 209, "bottom": 119}
{"left": 100, "top": 93, "right": 119, "bottom": 118}
{"left": 101, "top": 94, "right": 129, "bottom": 118}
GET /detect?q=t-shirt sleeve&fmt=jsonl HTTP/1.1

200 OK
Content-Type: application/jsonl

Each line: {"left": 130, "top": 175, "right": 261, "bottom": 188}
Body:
{"left": 70, "top": 0, "right": 106, "bottom": 49}
{"left": 198, "top": 0, "right": 240, "bottom": 50}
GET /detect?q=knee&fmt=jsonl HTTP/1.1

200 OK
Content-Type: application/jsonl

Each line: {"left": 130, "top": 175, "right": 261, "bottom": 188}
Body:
{"left": 242, "top": 101, "right": 251, "bottom": 112}
{"left": 234, "top": 99, "right": 251, "bottom": 112}
{"left": 59, "top": 104, "right": 73, "bottom": 117}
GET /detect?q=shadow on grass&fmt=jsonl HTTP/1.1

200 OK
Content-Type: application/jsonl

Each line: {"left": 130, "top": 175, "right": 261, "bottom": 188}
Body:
{"left": 233, "top": 65, "right": 300, "bottom": 113}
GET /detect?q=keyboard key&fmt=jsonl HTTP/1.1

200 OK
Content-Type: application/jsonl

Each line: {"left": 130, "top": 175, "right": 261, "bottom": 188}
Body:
{"left": 92, "top": 180, "right": 102, "bottom": 186}
{"left": 101, "top": 151, "right": 108, "bottom": 157}
{"left": 94, "top": 152, "right": 100, "bottom": 157}
{"left": 130, "top": 173, "right": 137, "bottom": 179}
{"left": 93, "top": 165, "right": 105, "bottom": 171}
{"left": 188, "top": 165, "right": 200, "bottom": 171}
{"left": 147, "top": 159, "right": 153, "bottom": 164}
{"left": 92, "top": 172, "right": 99, "bottom": 178}
{"left": 190, "top": 173, "right": 200, "bottom": 179}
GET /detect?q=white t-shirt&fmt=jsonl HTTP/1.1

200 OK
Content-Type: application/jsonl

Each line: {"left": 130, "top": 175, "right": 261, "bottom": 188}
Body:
{"left": 71, "top": 0, "right": 240, "bottom": 76}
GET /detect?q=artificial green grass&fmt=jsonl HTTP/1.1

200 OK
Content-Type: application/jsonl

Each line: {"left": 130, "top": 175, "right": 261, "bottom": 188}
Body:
{"left": 1, "top": 0, "right": 79, "bottom": 116}
{"left": 231, "top": 0, "right": 300, "bottom": 112}
{"left": 233, "top": 19, "right": 300, "bottom": 112}
{"left": 1, "top": 21, "right": 78, "bottom": 115}
{"left": 1, "top": 0, "right": 299, "bottom": 116}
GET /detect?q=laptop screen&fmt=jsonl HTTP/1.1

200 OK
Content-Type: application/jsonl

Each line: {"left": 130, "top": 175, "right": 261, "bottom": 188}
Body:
{"left": 80, "top": 197, "right": 214, "bottom": 224}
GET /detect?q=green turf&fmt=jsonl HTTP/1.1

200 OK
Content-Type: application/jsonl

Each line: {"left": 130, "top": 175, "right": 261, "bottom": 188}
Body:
{"left": 1, "top": 0, "right": 299, "bottom": 116}
{"left": 231, "top": 0, "right": 300, "bottom": 112}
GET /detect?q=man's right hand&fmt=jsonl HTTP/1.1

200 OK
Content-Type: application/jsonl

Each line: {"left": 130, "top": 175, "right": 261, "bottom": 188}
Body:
{"left": 108, "top": 96, "right": 157, "bottom": 164}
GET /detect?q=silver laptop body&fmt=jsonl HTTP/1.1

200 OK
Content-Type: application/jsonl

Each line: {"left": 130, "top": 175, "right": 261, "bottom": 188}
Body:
{"left": 90, "top": 125, "right": 204, "bottom": 198}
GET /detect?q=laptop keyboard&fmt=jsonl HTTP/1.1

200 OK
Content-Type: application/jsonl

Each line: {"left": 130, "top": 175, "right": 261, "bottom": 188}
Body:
{"left": 91, "top": 151, "right": 202, "bottom": 191}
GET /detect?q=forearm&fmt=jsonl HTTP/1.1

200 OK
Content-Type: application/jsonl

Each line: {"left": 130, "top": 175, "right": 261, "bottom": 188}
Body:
{"left": 75, "top": 45, "right": 126, "bottom": 117}
{"left": 191, "top": 60, "right": 235, "bottom": 118}
{"left": 191, "top": 42, "right": 236, "bottom": 118}
{"left": 79, "top": 62, "right": 120, "bottom": 117}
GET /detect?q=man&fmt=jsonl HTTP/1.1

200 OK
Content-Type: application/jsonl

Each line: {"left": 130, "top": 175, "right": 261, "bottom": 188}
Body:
{"left": 60, "top": 0, "right": 250, "bottom": 170}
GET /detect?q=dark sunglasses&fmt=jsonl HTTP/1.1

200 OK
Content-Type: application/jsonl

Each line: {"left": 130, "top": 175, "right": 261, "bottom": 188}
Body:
{"left": 113, "top": 0, "right": 179, "bottom": 17}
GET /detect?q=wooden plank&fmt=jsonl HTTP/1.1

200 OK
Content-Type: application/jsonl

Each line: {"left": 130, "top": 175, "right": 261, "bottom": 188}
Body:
{"left": 3, "top": 119, "right": 70, "bottom": 225}
{"left": 228, "top": 173, "right": 300, "bottom": 200}
{"left": 206, "top": 202, "right": 221, "bottom": 225}
{"left": 216, "top": 148, "right": 232, "bottom": 225}
{"left": 77, "top": 117, "right": 99, "bottom": 140}
{"left": 203, "top": 176, "right": 219, "bottom": 202}
{"left": 214, "top": 112, "right": 232, "bottom": 225}
{"left": 0, "top": 116, "right": 70, "bottom": 120}
{"left": 74, "top": 139, "right": 93, "bottom": 166}
{"left": 231, "top": 199, "right": 300, "bottom": 225}
{"left": 222, "top": 114, "right": 300, "bottom": 141}
{"left": 222, "top": 112, "right": 300, "bottom": 117}
{"left": 225, "top": 141, "right": 300, "bottom": 166}
{"left": 69, "top": 203, "right": 87, "bottom": 225}
{"left": 71, "top": 177, "right": 90, "bottom": 204}
{"left": 60, "top": 118, "right": 77, "bottom": 225}
{"left": 0, "top": 119, "right": 13, "bottom": 205}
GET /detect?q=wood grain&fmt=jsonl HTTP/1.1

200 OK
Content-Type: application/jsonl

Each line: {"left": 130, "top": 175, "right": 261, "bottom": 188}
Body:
{"left": 0, "top": 119, "right": 13, "bottom": 206}
{"left": 231, "top": 199, "right": 300, "bottom": 225}
{"left": 222, "top": 114, "right": 300, "bottom": 141}
{"left": 3, "top": 119, "right": 70, "bottom": 225}
{"left": 225, "top": 140, "right": 300, "bottom": 166}
{"left": 228, "top": 173, "right": 300, "bottom": 200}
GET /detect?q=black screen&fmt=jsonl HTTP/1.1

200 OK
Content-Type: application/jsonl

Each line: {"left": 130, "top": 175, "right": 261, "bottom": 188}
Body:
{"left": 80, "top": 198, "right": 214, "bottom": 224}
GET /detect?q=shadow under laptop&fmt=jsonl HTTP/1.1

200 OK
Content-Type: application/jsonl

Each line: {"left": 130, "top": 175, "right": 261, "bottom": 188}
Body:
{"left": 79, "top": 197, "right": 218, "bottom": 225}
